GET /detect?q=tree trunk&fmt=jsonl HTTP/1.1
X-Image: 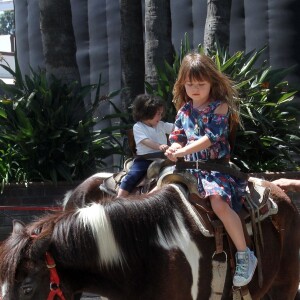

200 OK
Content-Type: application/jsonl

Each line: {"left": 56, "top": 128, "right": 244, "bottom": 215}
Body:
{"left": 204, "top": 0, "right": 232, "bottom": 52}
{"left": 39, "top": 0, "right": 80, "bottom": 84}
{"left": 144, "top": 0, "right": 174, "bottom": 89}
{"left": 38, "top": 0, "right": 96, "bottom": 174}
{"left": 120, "top": 0, "right": 144, "bottom": 109}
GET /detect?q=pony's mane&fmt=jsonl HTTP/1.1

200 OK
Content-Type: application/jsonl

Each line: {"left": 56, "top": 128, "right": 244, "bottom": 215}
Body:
{"left": 0, "top": 185, "right": 192, "bottom": 289}
{"left": 100, "top": 186, "right": 184, "bottom": 262}
{"left": 72, "top": 185, "right": 187, "bottom": 268}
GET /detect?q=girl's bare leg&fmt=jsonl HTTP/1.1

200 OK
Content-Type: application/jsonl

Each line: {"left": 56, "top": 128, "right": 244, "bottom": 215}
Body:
{"left": 210, "top": 195, "right": 246, "bottom": 251}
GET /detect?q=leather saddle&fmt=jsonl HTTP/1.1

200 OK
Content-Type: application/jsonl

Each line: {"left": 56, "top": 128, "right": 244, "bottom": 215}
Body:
{"left": 99, "top": 157, "right": 173, "bottom": 196}
{"left": 101, "top": 160, "right": 278, "bottom": 235}
{"left": 156, "top": 165, "right": 278, "bottom": 238}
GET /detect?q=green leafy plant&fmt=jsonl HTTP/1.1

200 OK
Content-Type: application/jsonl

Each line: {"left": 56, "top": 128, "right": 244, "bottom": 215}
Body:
{"left": 146, "top": 34, "right": 300, "bottom": 172}
{"left": 0, "top": 10, "right": 15, "bottom": 35}
{"left": 211, "top": 43, "right": 300, "bottom": 171}
{"left": 0, "top": 61, "right": 123, "bottom": 186}
{"left": 99, "top": 98, "right": 139, "bottom": 161}
{"left": 0, "top": 142, "right": 27, "bottom": 193}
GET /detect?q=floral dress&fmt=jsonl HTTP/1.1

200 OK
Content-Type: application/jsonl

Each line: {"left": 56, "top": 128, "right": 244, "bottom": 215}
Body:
{"left": 169, "top": 100, "right": 247, "bottom": 212}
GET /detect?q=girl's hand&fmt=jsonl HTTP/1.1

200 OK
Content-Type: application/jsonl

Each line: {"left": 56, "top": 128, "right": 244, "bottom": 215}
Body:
{"left": 165, "top": 143, "right": 183, "bottom": 161}
{"left": 159, "top": 144, "right": 169, "bottom": 151}
{"left": 173, "top": 148, "right": 185, "bottom": 158}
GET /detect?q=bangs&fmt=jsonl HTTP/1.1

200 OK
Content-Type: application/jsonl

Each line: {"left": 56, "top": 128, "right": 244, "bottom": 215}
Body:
{"left": 187, "top": 65, "right": 210, "bottom": 82}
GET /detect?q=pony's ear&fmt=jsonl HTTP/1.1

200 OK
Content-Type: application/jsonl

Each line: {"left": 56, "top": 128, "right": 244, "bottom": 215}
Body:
{"left": 12, "top": 220, "right": 26, "bottom": 235}
{"left": 30, "top": 237, "right": 52, "bottom": 259}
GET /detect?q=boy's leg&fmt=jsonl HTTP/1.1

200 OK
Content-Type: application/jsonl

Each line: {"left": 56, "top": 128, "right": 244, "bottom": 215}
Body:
{"left": 118, "top": 159, "right": 152, "bottom": 197}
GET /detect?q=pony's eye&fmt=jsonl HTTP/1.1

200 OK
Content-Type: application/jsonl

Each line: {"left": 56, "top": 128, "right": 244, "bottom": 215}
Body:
{"left": 22, "top": 286, "right": 33, "bottom": 295}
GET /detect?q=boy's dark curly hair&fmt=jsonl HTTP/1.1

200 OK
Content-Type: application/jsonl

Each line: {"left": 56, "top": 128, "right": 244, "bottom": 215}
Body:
{"left": 132, "top": 94, "right": 166, "bottom": 122}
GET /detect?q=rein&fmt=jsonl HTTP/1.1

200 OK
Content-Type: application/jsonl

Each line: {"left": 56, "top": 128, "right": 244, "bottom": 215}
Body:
{"left": 45, "top": 252, "right": 66, "bottom": 300}
{"left": 175, "top": 158, "right": 249, "bottom": 181}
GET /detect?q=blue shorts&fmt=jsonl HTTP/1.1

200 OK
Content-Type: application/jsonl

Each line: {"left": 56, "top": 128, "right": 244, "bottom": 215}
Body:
{"left": 119, "top": 159, "right": 153, "bottom": 193}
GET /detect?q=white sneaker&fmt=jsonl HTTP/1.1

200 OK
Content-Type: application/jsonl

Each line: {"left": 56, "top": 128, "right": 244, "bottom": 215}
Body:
{"left": 233, "top": 247, "right": 257, "bottom": 287}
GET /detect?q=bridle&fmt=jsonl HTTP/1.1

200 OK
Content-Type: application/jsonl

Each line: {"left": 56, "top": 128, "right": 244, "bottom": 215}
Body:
{"left": 30, "top": 232, "right": 66, "bottom": 300}
{"left": 0, "top": 249, "right": 66, "bottom": 300}
{"left": 45, "top": 251, "right": 66, "bottom": 300}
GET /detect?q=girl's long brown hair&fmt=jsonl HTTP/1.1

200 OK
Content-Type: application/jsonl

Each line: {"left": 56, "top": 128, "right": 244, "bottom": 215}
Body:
{"left": 172, "top": 52, "right": 241, "bottom": 127}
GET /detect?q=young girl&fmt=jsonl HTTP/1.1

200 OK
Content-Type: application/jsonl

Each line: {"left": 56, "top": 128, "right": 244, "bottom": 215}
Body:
{"left": 117, "top": 94, "right": 174, "bottom": 197}
{"left": 165, "top": 52, "right": 257, "bottom": 287}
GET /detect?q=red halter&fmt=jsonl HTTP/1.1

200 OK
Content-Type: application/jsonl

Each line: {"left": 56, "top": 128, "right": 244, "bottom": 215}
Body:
{"left": 45, "top": 251, "right": 66, "bottom": 300}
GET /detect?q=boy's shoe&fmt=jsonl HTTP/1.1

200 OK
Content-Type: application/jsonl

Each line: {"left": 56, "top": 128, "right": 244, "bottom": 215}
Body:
{"left": 233, "top": 247, "right": 257, "bottom": 287}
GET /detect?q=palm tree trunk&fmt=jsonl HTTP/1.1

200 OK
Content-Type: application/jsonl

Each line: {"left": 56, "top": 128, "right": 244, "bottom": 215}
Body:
{"left": 38, "top": 0, "right": 97, "bottom": 173}
{"left": 120, "top": 0, "right": 144, "bottom": 109}
{"left": 204, "top": 0, "right": 232, "bottom": 52}
{"left": 39, "top": 0, "right": 80, "bottom": 84}
{"left": 144, "top": 0, "right": 174, "bottom": 89}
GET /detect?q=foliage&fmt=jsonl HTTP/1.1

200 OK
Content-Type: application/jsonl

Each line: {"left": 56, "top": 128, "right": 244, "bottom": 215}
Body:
{"left": 0, "top": 10, "right": 15, "bottom": 35}
{"left": 100, "top": 99, "right": 134, "bottom": 157}
{"left": 0, "top": 60, "right": 123, "bottom": 187}
{"left": 145, "top": 34, "right": 197, "bottom": 122}
{"left": 146, "top": 34, "right": 300, "bottom": 172}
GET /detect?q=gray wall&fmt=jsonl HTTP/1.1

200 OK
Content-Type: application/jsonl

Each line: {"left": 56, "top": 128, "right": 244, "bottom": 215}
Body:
{"left": 14, "top": 0, "right": 300, "bottom": 92}
{"left": 13, "top": 0, "right": 300, "bottom": 168}
{"left": 230, "top": 0, "right": 300, "bottom": 84}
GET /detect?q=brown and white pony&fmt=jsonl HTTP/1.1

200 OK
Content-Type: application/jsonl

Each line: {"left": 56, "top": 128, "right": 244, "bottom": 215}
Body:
{"left": 0, "top": 177, "right": 299, "bottom": 300}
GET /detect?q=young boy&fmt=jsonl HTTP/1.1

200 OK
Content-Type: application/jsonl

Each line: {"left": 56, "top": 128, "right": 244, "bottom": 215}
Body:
{"left": 117, "top": 94, "right": 174, "bottom": 197}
